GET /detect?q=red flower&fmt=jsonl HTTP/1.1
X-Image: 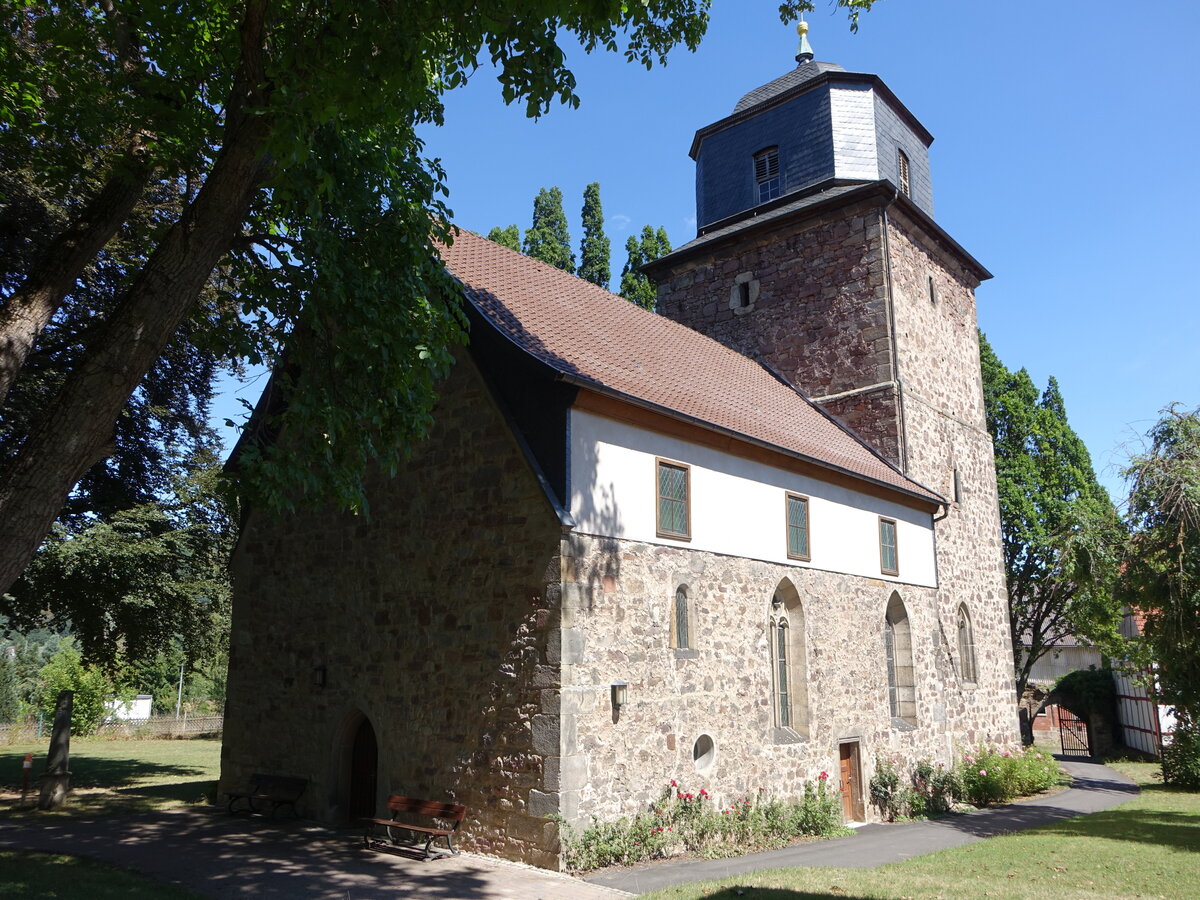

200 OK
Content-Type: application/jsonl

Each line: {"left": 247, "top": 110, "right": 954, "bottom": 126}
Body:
{"left": 699, "top": 789, "right": 708, "bottom": 797}
{"left": 670, "top": 779, "right": 678, "bottom": 787}
{"left": 819, "top": 771, "right": 829, "bottom": 781}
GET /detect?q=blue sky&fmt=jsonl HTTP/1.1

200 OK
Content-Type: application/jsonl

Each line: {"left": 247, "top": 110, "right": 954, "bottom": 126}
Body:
{"left": 214, "top": 0, "right": 1197, "bottom": 500}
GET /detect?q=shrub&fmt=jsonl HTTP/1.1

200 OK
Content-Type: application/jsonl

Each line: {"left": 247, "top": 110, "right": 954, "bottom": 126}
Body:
{"left": 559, "top": 776, "right": 847, "bottom": 872}
{"left": 1161, "top": 724, "right": 1200, "bottom": 789}
{"left": 869, "top": 757, "right": 904, "bottom": 821}
{"left": 910, "top": 759, "right": 957, "bottom": 817}
{"left": 954, "top": 745, "right": 1060, "bottom": 807}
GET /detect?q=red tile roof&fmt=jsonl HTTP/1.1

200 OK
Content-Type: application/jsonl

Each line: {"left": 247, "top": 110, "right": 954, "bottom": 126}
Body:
{"left": 440, "top": 229, "right": 942, "bottom": 507}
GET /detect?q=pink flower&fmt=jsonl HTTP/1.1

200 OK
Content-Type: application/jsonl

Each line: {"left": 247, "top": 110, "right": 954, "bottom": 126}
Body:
{"left": 979, "top": 769, "right": 987, "bottom": 776}
{"left": 965, "top": 755, "right": 975, "bottom": 764}
{"left": 818, "top": 771, "right": 829, "bottom": 781}
{"left": 670, "top": 779, "right": 677, "bottom": 787}
{"left": 699, "top": 789, "right": 708, "bottom": 797}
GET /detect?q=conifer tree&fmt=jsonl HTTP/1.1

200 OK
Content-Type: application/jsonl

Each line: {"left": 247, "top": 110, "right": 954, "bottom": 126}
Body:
{"left": 619, "top": 226, "right": 672, "bottom": 310}
{"left": 979, "top": 333, "right": 1121, "bottom": 739}
{"left": 523, "top": 187, "right": 574, "bottom": 273}
{"left": 578, "top": 183, "right": 611, "bottom": 288}
{"left": 485, "top": 225, "right": 521, "bottom": 252}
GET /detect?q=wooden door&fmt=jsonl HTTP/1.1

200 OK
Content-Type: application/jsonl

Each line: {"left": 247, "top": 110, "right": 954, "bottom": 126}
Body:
{"left": 839, "top": 741, "right": 863, "bottom": 821}
{"left": 349, "top": 717, "right": 378, "bottom": 819}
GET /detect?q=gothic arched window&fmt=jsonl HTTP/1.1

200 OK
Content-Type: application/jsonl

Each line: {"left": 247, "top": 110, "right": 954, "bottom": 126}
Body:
{"left": 884, "top": 592, "right": 916, "bottom": 723}
{"left": 957, "top": 604, "right": 977, "bottom": 684}
{"left": 770, "top": 580, "right": 809, "bottom": 738}
{"left": 673, "top": 585, "right": 691, "bottom": 651}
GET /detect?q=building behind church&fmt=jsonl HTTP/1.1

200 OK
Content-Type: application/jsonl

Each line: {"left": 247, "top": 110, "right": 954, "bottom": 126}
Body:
{"left": 221, "top": 28, "right": 1019, "bottom": 869}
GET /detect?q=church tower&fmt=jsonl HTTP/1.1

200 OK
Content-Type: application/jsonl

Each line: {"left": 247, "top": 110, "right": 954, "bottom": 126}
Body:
{"left": 648, "top": 22, "right": 1012, "bottom": 708}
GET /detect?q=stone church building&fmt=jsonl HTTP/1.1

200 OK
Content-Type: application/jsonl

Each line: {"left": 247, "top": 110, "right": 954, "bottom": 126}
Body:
{"left": 221, "top": 35, "right": 1019, "bottom": 868}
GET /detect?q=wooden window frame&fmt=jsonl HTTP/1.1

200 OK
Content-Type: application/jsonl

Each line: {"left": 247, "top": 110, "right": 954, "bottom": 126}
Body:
{"left": 655, "top": 458, "right": 691, "bottom": 541}
{"left": 879, "top": 517, "right": 899, "bottom": 576}
{"left": 897, "top": 148, "right": 911, "bottom": 196}
{"left": 784, "top": 492, "right": 811, "bottom": 561}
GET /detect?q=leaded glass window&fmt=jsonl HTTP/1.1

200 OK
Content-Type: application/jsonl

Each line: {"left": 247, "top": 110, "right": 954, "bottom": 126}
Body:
{"left": 957, "top": 604, "right": 977, "bottom": 684}
{"left": 880, "top": 518, "right": 898, "bottom": 575}
{"left": 657, "top": 461, "right": 690, "bottom": 539}
{"left": 773, "top": 618, "right": 791, "bottom": 728}
{"left": 674, "top": 586, "right": 690, "bottom": 650}
{"left": 885, "top": 593, "right": 916, "bottom": 723}
{"left": 786, "top": 493, "right": 810, "bottom": 560}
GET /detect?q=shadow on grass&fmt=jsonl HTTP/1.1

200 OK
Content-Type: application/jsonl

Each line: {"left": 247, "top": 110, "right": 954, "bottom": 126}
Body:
{"left": 691, "top": 890, "right": 876, "bottom": 899}
{"left": 1035, "top": 806, "right": 1200, "bottom": 853}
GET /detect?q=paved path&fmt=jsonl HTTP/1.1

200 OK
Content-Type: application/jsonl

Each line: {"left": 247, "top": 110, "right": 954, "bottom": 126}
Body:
{"left": 585, "top": 759, "right": 1138, "bottom": 895}
{"left": 0, "top": 807, "right": 630, "bottom": 899}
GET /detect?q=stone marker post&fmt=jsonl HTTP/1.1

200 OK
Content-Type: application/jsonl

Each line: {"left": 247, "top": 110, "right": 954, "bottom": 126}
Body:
{"left": 38, "top": 690, "right": 73, "bottom": 810}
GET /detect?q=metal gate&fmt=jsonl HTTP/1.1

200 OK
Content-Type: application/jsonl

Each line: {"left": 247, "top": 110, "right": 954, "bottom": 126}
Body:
{"left": 1059, "top": 706, "right": 1092, "bottom": 757}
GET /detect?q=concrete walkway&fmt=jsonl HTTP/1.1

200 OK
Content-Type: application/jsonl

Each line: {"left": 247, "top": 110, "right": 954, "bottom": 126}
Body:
{"left": 585, "top": 759, "right": 1139, "bottom": 895}
{"left": 0, "top": 807, "right": 630, "bottom": 899}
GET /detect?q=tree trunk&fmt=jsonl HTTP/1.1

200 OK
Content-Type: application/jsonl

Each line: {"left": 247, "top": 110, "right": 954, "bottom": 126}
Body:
{"left": 0, "top": 154, "right": 153, "bottom": 404}
{"left": 0, "top": 0, "right": 271, "bottom": 596}
{"left": 0, "top": 122, "right": 269, "bottom": 594}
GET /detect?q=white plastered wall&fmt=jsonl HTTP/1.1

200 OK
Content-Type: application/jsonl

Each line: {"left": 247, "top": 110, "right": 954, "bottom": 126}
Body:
{"left": 569, "top": 409, "right": 937, "bottom": 587}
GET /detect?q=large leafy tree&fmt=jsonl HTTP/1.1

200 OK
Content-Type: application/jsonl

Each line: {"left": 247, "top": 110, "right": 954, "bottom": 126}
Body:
{"left": 619, "top": 225, "right": 672, "bottom": 310}
{"left": 2, "top": 460, "right": 233, "bottom": 671}
{"left": 578, "top": 182, "right": 611, "bottom": 288}
{"left": 523, "top": 186, "right": 575, "bottom": 273}
{"left": 0, "top": 0, "right": 724, "bottom": 598}
{"left": 1117, "top": 406, "right": 1200, "bottom": 734}
{"left": 979, "top": 334, "right": 1121, "bottom": 738}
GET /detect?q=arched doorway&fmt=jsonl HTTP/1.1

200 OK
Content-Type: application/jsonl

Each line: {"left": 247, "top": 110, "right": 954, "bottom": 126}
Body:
{"left": 349, "top": 717, "right": 378, "bottom": 819}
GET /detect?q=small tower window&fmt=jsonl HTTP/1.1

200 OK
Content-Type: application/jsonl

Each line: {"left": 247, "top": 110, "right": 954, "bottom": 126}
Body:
{"left": 737, "top": 281, "right": 751, "bottom": 308}
{"left": 927, "top": 274, "right": 938, "bottom": 305}
{"left": 754, "top": 147, "right": 781, "bottom": 203}
{"left": 897, "top": 149, "right": 911, "bottom": 196}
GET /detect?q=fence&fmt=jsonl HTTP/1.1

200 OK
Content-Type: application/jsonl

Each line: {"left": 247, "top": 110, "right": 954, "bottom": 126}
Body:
{"left": 0, "top": 713, "right": 222, "bottom": 743}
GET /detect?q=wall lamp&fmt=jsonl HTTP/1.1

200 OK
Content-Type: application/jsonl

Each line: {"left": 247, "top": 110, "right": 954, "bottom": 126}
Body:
{"left": 611, "top": 681, "right": 629, "bottom": 711}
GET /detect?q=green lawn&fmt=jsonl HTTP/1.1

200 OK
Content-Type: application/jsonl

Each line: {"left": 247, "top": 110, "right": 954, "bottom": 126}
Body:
{"left": 641, "top": 762, "right": 1200, "bottom": 900}
{"left": 0, "top": 851, "right": 199, "bottom": 898}
{"left": 0, "top": 738, "right": 220, "bottom": 817}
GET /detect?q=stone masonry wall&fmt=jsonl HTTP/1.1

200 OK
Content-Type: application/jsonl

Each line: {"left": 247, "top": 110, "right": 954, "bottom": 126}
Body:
{"left": 655, "top": 199, "right": 903, "bottom": 465}
{"left": 221, "top": 355, "right": 567, "bottom": 868}
{"left": 884, "top": 207, "right": 1018, "bottom": 733}
{"left": 553, "top": 532, "right": 1017, "bottom": 827}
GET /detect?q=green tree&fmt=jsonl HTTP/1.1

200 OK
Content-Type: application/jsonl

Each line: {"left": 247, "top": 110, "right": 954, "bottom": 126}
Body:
{"left": 2, "top": 461, "right": 233, "bottom": 671}
{"left": 523, "top": 187, "right": 575, "bottom": 273}
{"left": 37, "top": 641, "right": 111, "bottom": 736}
{"left": 578, "top": 182, "right": 611, "bottom": 288}
{"left": 979, "top": 334, "right": 1122, "bottom": 740}
{"left": 0, "top": 650, "right": 18, "bottom": 722}
{"left": 0, "top": 0, "right": 721, "bottom": 598}
{"left": 1117, "top": 406, "right": 1200, "bottom": 744}
{"left": 619, "top": 226, "right": 673, "bottom": 310}
{"left": 486, "top": 225, "right": 522, "bottom": 252}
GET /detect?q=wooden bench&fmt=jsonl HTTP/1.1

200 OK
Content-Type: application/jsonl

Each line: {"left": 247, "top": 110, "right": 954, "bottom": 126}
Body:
{"left": 362, "top": 795, "right": 466, "bottom": 860}
{"left": 226, "top": 774, "right": 307, "bottom": 818}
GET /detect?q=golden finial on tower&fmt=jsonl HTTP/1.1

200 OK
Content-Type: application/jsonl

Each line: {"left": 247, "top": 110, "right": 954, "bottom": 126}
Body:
{"left": 796, "top": 19, "right": 814, "bottom": 63}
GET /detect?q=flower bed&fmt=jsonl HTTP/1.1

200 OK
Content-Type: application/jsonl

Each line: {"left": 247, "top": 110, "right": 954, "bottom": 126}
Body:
{"left": 559, "top": 775, "right": 847, "bottom": 872}
{"left": 870, "top": 746, "right": 1063, "bottom": 821}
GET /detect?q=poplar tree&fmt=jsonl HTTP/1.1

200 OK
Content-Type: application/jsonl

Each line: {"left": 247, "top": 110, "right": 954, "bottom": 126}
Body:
{"left": 578, "top": 182, "right": 611, "bottom": 288}
{"left": 619, "top": 226, "right": 672, "bottom": 310}
{"left": 979, "top": 333, "right": 1121, "bottom": 739}
{"left": 523, "top": 187, "right": 575, "bottom": 273}
{"left": 485, "top": 225, "right": 521, "bottom": 252}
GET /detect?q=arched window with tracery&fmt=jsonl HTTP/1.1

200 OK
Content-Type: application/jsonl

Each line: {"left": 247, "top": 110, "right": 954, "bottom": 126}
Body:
{"left": 884, "top": 592, "right": 916, "bottom": 724}
{"left": 957, "top": 604, "right": 977, "bottom": 684}
{"left": 769, "top": 579, "right": 809, "bottom": 738}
